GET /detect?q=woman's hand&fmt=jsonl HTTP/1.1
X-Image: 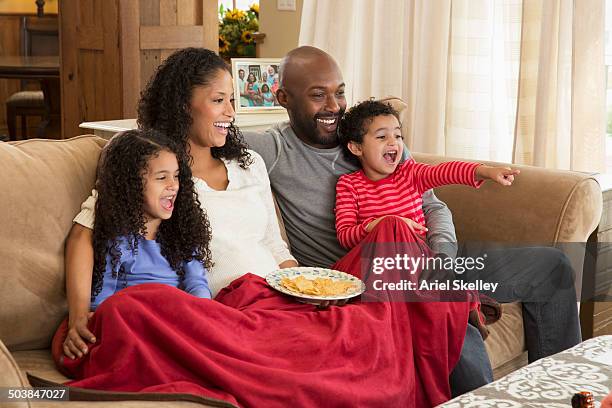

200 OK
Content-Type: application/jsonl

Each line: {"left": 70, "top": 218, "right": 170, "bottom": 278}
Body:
{"left": 63, "top": 312, "right": 96, "bottom": 359}
{"left": 476, "top": 165, "right": 520, "bottom": 186}
{"left": 279, "top": 260, "right": 298, "bottom": 269}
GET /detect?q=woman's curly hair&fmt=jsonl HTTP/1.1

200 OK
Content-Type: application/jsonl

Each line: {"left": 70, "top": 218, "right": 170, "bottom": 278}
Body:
{"left": 91, "top": 129, "right": 213, "bottom": 298}
{"left": 137, "top": 47, "right": 252, "bottom": 169}
{"left": 338, "top": 100, "right": 402, "bottom": 166}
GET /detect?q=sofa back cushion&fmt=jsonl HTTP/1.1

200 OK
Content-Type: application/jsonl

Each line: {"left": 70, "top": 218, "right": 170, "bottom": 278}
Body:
{"left": 0, "top": 135, "right": 106, "bottom": 350}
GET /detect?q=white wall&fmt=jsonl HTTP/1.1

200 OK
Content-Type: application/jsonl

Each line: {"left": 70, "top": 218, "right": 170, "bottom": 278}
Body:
{"left": 258, "top": 0, "right": 303, "bottom": 58}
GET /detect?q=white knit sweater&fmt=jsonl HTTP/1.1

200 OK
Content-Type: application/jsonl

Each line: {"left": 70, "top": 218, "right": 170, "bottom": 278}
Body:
{"left": 74, "top": 150, "right": 295, "bottom": 296}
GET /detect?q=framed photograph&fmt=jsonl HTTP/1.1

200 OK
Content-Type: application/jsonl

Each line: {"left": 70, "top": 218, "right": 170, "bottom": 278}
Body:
{"left": 231, "top": 58, "right": 284, "bottom": 113}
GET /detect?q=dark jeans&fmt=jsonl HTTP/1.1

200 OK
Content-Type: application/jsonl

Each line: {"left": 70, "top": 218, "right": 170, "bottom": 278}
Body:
{"left": 449, "top": 246, "right": 581, "bottom": 396}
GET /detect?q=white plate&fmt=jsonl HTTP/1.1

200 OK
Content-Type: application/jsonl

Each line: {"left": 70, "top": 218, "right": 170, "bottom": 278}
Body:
{"left": 266, "top": 267, "right": 365, "bottom": 301}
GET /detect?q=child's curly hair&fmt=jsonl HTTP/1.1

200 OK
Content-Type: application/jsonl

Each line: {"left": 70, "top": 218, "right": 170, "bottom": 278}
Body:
{"left": 91, "top": 129, "right": 213, "bottom": 298}
{"left": 338, "top": 100, "right": 401, "bottom": 166}
{"left": 137, "top": 47, "right": 252, "bottom": 169}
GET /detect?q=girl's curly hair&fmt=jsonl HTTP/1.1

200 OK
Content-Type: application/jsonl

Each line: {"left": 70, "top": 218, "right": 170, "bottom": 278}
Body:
{"left": 137, "top": 47, "right": 252, "bottom": 169}
{"left": 338, "top": 100, "right": 401, "bottom": 166}
{"left": 91, "top": 129, "right": 213, "bottom": 298}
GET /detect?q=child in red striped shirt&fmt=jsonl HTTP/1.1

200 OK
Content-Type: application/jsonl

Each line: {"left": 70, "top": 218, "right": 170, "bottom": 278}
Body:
{"left": 335, "top": 100, "right": 520, "bottom": 249}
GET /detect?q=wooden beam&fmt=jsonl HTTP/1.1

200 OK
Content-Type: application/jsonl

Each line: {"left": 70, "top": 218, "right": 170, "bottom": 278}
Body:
{"left": 76, "top": 26, "right": 104, "bottom": 50}
{"left": 202, "top": 0, "right": 218, "bottom": 52}
{"left": 59, "top": 0, "right": 79, "bottom": 138}
{"left": 140, "top": 25, "right": 206, "bottom": 49}
{"left": 159, "top": 0, "right": 177, "bottom": 26}
{"left": 119, "top": 0, "right": 141, "bottom": 118}
{"left": 177, "top": 0, "right": 198, "bottom": 25}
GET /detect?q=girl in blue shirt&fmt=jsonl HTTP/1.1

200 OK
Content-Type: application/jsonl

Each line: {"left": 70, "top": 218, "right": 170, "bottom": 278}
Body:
{"left": 89, "top": 129, "right": 213, "bottom": 310}
{"left": 59, "top": 128, "right": 213, "bottom": 360}
{"left": 261, "top": 84, "right": 275, "bottom": 107}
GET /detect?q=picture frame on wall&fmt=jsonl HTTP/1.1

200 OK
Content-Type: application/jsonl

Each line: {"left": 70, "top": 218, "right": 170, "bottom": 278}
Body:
{"left": 231, "top": 58, "right": 284, "bottom": 113}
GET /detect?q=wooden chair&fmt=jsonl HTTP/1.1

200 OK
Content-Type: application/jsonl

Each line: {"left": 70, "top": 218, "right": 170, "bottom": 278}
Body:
{"left": 6, "top": 16, "right": 58, "bottom": 141}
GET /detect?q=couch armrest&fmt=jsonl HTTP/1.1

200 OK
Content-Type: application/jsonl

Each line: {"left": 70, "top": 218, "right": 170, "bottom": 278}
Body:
{"left": 412, "top": 153, "right": 602, "bottom": 244}
{"left": 0, "top": 339, "right": 29, "bottom": 407}
{"left": 413, "top": 153, "right": 602, "bottom": 300}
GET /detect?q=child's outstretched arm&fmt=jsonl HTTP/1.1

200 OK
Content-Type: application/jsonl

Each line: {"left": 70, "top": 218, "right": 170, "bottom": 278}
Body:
{"left": 64, "top": 223, "right": 96, "bottom": 359}
{"left": 475, "top": 165, "right": 520, "bottom": 186}
{"left": 407, "top": 160, "right": 519, "bottom": 193}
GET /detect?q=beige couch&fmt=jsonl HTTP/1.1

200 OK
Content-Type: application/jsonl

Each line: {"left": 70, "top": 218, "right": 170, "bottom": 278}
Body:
{"left": 0, "top": 135, "right": 602, "bottom": 407}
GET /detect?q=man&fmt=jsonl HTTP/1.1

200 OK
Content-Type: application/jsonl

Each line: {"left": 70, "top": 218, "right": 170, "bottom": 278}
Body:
{"left": 244, "top": 46, "right": 581, "bottom": 396}
{"left": 237, "top": 68, "right": 249, "bottom": 108}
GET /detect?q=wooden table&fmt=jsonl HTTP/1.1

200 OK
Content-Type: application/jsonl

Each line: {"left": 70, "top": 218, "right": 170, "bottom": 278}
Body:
{"left": 581, "top": 174, "right": 612, "bottom": 339}
{"left": 0, "top": 55, "right": 60, "bottom": 138}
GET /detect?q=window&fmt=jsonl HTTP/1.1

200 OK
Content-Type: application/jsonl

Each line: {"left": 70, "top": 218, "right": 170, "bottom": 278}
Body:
{"left": 219, "top": 0, "right": 258, "bottom": 10}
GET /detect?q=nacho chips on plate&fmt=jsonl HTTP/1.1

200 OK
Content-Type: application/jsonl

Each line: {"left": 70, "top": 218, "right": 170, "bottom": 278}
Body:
{"left": 281, "top": 275, "right": 356, "bottom": 296}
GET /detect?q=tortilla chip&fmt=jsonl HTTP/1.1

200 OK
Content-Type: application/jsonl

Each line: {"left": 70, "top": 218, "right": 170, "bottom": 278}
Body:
{"left": 281, "top": 276, "right": 356, "bottom": 296}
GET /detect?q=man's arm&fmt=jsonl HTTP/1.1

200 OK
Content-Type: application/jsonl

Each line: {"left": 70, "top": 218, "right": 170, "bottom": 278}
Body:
{"left": 422, "top": 189, "right": 458, "bottom": 258}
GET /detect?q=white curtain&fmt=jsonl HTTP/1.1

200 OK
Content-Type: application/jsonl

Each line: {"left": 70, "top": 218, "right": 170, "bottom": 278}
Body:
{"left": 513, "top": 0, "right": 606, "bottom": 171}
{"left": 299, "top": 0, "right": 606, "bottom": 172}
{"left": 445, "top": 0, "right": 522, "bottom": 162}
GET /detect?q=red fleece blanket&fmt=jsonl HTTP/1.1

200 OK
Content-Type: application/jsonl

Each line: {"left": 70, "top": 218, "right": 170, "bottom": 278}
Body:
{"left": 54, "top": 277, "right": 469, "bottom": 407}
{"left": 53, "top": 218, "right": 472, "bottom": 407}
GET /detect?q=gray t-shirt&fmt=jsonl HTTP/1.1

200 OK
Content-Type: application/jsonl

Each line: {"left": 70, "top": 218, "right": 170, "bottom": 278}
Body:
{"left": 244, "top": 121, "right": 458, "bottom": 267}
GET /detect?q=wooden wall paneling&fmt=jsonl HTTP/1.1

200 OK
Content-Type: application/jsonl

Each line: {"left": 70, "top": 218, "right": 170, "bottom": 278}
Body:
{"left": 177, "top": 0, "right": 201, "bottom": 25}
{"left": 60, "top": 0, "right": 122, "bottom": 138}
{"left": 137, "top": 0, "right": 219, "bottom": 95}
{"left": 159, "top": 49, "right": 174, "bottom": 62}
{"left": 0, "top": 16, "right": 23, "bottom": 133}
{"left": 59, "top": 0, "right": 220, "bottom": 138}
{"left": 140, "top": 50, "right": 162, "bottom": 93}
{"left": 159, "top": 0, "right": 177, "bottom": 62}
{"left": 76, "top": 26, "right": 104, "bottom": 50}
{"left": 59, "top": 0, "right": 80, "bottom": 138}
{"left": 140, "top": 0, "right": 161, "bottom": 94}
{"left": 100, "top": 0, "right": 122, "bottom": 121}
{"left": 160, "top": 0, "right": 177, "bottom": 25}
{"left": 202, "top": 0, "right": 218, "bottom": 52}
{"left": 119, "top": 0, "right": 141, "bottom": 118}
{"left": 140, "top": 25, "right": 206, "bottom": 49}
{"left": 79, "top": 50, "right": 97, "bottom": 119}
{"left": 140, "top": 0, "right": 161, "bottom": 82}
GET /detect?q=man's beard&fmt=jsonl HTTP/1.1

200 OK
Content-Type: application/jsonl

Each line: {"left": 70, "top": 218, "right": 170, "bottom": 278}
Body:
{"left": 292, "top": 110, "right": 345, "bottom": 148}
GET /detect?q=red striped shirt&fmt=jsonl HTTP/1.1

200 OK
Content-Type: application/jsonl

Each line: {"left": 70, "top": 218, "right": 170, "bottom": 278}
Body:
{"left": 334, "top": 160, "right": 483, "bottom": 249}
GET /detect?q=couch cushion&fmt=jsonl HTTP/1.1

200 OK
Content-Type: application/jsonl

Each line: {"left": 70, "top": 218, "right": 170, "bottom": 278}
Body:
{"left": 0, "top": 136, "right": 106, "bottom": 351}
{"left": 485, "top": 302, "right": 525, "bottom": 370}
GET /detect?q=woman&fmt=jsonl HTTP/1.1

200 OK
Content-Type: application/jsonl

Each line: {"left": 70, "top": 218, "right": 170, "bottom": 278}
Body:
{"left": 244, "top": 72, "right": 261, "bottom": 106}
{"left": 59, "top": 48, "right": 469, "bottom": 408}
{"left": 63, "top": 48, "right": 297, "bottom": 358}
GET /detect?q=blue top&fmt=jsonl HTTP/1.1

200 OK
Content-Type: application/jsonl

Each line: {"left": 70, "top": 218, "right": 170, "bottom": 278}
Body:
{"left": 262, "top": 91, "right": 274, "bottom": 106}
{"left": 91, "top": 237, "right": 211, "bottom": 310}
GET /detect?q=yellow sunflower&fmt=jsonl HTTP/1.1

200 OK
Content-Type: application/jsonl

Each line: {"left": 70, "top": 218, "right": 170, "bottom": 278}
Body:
{"left": 241, "top": 31, "right": 254, "bottom": 44}
{"left": 225, "top": 9, "right": 246, "bottom": 21}
{"left": 249, "top": 4, "right": 259, "bottom": 15}
{"left": 219, "top": 35, "right": 230, "bottom": 54}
